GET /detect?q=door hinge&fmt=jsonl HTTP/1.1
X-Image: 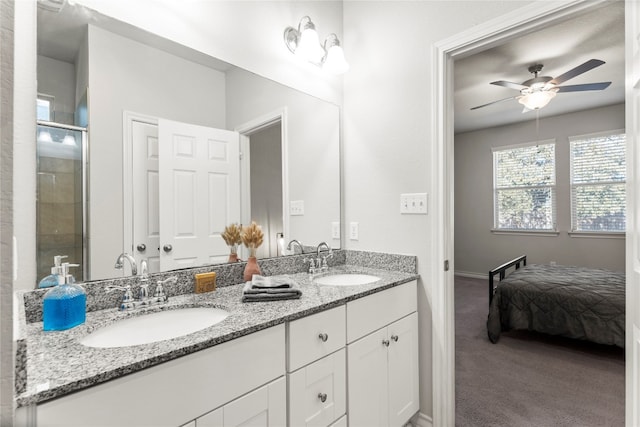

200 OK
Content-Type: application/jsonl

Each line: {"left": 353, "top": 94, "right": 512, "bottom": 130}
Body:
{"left": 444, "top": 260, "right": 450, "bottom": 271}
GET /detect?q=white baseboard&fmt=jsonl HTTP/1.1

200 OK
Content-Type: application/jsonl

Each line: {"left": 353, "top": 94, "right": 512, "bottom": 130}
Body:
{"left": 454, "top": 270, "right": 486, "bottom": 280}
{"left": 411, "top": 412, "right": 433, "bottom": 427}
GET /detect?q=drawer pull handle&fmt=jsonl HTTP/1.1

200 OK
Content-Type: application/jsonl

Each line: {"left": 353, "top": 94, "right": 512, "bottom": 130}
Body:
{"left": 318, "top": 393, "right": 328, "bottom": 403}
{"left": 318, "top": 333, "right": 329, "bottom": 342}
{"left": 382, "top": 339, "right": 390, "bottom": 347}
{"left": 391, "top": 335, "right": 399, "bottom": 342}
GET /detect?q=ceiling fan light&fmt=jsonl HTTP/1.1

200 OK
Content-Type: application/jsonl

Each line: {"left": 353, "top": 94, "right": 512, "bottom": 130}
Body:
{"left": 518, "top": 90, "right": 557, "bottom": 110}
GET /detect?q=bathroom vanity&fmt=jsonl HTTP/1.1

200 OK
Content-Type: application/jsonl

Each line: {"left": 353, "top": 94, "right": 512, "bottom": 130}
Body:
{"left": 15, "top": 253, "right": 419, "bottom": 427}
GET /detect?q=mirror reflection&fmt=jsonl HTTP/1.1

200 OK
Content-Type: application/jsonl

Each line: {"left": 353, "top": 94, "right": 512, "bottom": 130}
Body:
{"left": 36, "top": 3, "right": 341, "bottom": 283}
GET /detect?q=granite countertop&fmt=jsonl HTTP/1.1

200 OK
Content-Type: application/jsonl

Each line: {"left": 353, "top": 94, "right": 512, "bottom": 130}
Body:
{"left": 16, "top": 265, "right": 418, "bottom": 407}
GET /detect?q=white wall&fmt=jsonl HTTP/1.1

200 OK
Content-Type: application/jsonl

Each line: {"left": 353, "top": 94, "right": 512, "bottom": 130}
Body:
{"left": 37, "top": 55, "right": 75, "bottom": 124}
{"left": 87, "top": 25, "right": 227, "bottom": 279}
{"left": 455, "top": 103, "right": 626, "bottom": 275}
{"left": 75, "top": 0, "right": 344, "bottom": 106}
{"left": 342, "top": 0, "right": 534, "bottom": 420}
{"left": 225, "top": 67, "right": 341, "bottom": 248}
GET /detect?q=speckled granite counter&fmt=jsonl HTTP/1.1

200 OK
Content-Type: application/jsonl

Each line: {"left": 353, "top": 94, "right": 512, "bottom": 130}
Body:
{"left": 15, "top": 255, "right": 418, "bottom": 407}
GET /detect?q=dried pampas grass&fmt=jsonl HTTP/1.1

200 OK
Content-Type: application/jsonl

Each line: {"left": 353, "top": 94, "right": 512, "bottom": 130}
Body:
{"left": 241, "top": 221, "right": 264, "bottom": 257}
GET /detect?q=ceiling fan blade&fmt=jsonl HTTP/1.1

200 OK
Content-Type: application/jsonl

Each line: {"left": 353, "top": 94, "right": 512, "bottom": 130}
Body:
{"left": 556, "top": 82, "right": 612, "bottom": 92}
{"left": 549, "top": 59, "right": 605, "bottom": 85}
{"left": 490, "top": 80, "right": 529, "bottom": 91}
{"left": 470, "top": 96, "right": 517, "bottom": 110}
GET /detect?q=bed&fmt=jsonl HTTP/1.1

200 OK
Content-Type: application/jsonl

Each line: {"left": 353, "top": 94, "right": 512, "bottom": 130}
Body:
{"left": 486, "top": 255, "right": 625, "bottom": 347}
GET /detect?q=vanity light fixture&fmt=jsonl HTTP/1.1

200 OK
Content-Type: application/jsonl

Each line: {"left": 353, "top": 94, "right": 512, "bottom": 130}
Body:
{"left": 284, "top": 16, "right": 349, "bottom": 75}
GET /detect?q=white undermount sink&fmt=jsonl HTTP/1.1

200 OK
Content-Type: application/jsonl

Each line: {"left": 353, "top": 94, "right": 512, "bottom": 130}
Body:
{"left": 313, "top": 273, "right": 380, "bottom": 286}
{"left": 80, "top": 307, "right": 229, "bottom": 348}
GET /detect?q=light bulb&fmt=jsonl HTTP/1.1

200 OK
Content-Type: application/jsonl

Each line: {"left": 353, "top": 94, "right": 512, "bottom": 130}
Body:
{"left": 323, "top": 44, "right": 349, "bottom": 75}
{"left": 518, "top": 89, "right": 557, "bottom": 110}
{"left": 62, "top": 134, "right": 77, "bottom": 146}
{"left": 296, "top": 22, "right": 325, "bottom": 63}
{"left": 38, "top": 130, "right": 53, "bottom": 143}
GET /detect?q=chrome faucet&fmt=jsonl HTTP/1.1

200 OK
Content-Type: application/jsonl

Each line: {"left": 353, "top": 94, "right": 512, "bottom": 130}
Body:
{"left": 286, "top": 239, "right": 305, "bottom": 255}
{"left": 115, "top": 252, "right": 138, "bottom": 276}
{"left": 106, "top": 274, "right": 175, "bottom": 311}
{"left": 316, "top": 242, "right": 333, "bottom": 273}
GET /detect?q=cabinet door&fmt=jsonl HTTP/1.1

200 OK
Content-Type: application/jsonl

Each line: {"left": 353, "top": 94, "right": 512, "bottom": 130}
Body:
{"left": 387, "top": 313, "right": 419, "bottom": 427}
{"left": 222, "top": 377, "right": 286, "bottom": 427}
{"left": 196, "top": 407, "right": 222, "bottom": 427}
{"left": 289, "top": 348, "right": 346, "bottom": 427}
{"left": 347, "top": 329, "right": 388, "bottom": 427}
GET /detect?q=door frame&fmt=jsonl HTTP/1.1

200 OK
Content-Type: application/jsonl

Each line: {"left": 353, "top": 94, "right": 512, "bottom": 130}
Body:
{"left": 430, "top": 1, "right": 613, "bottom": 425}
{"left": 122, "top": 110, "right": 159, "bottom": 272}
{"left": 235, "top": 108, "right": 289, "bottom": 259}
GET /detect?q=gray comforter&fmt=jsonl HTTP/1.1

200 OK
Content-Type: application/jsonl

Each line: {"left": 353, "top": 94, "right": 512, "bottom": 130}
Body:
{"left": 487, "top": 264, "right": 625, "bottom": 347}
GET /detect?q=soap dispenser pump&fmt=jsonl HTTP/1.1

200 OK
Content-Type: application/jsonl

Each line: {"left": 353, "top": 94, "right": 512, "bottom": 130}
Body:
{"left": 42, "top": 262, "right": 86, "bottom": 331}
{"left": 38, "top": 255, "right": 68, "bottom": 288}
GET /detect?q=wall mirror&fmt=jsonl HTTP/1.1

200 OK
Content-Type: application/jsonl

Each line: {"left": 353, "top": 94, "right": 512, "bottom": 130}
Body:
{"left": 36, "top": 2, "right": 341, "bottom": 283}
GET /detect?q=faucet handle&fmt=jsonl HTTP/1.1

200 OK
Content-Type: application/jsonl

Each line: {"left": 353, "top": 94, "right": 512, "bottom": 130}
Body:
{"left": 305, "top": 257, "right": 316, "bottom": 268}
{"left": 139, "top": 283, "right": 149, "bottom": 300}
{"left": 106, "top": 284, "right": 133, "bottom": 302}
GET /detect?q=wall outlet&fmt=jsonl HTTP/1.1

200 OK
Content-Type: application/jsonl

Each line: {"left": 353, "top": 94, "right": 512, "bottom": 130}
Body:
{"left": 349, "top": 222, "right": 359, "bottom": 240}
{"left": 289, "top": 200, "right": 304, "bottom": 216}
{"left": 332, "top": 222, "right": 340, "bottom": 239}
{"left": 400, "top": 193, "right": 428, "bottom": 214}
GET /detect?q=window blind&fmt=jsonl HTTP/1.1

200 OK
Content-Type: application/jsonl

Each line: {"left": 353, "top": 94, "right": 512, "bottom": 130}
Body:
{"left": 493, "top": 142, "right": 556, "bottom": 230}
{"left": 570, "top": 132, "right": 626, "bottom": 232}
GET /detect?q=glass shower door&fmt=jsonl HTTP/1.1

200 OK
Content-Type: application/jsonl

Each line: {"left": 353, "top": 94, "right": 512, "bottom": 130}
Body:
{"left": 36, "top": 122, "right": 87, "bottom": 284}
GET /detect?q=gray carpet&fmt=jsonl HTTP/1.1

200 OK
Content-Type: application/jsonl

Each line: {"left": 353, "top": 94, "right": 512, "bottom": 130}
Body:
{"left": 455, "top": 275, "right": 625, "bottom": 427}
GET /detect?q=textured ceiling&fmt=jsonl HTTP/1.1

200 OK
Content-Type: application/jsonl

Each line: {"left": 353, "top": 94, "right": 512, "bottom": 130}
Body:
{"left": 454, "top": 1, "right": 625, "bottom": 134}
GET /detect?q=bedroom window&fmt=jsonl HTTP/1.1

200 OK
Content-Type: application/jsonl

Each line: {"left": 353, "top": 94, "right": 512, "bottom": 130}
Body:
{"left": 492, "top": 140, "right": 556, "bottom": 231}
{"left": 570, "top": 131, "right": 626, "bottom": 232}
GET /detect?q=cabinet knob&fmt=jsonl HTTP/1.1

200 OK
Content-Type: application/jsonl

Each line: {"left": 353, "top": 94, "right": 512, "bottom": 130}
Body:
{"left": 137, "top": 243, "right": 146, "bottom": 252}
{"left": 318, "top": 333, "right": 329, "bottom": 342}
{"left": 382, "top": 339, "right": 390, "bottom": 347}
{"left": 391, "top": 335, "right": 399, "bottom": 342}
{"left": 163, "top": 244, "right": 173, "bottom": 253}
{"left": 318, "top": 393, "right": 328, "bottom": 403}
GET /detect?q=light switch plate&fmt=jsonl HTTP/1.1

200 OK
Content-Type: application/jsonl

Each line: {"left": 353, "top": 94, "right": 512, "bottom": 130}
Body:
{"left": 290, "top": 200, "right": 304, "bottom": 216}
{"left": 400, "top": 193, "right": 428, "bottom": 215}
{"left": 332, "top": 222, "right": 340, "bottom": 239}
{"left": 349, "top": 222, "right": 359, "bottom": 240}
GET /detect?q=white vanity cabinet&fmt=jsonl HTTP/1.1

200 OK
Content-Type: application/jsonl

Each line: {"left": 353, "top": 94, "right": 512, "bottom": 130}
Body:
{"left": 287, "top": 305, "right": 347, "bottom": 427}
{"left": 346, "top": 281, "right": 419, "bottom": 427}
{"left": 36, "top": 324, "right": 286, "bottom": 427}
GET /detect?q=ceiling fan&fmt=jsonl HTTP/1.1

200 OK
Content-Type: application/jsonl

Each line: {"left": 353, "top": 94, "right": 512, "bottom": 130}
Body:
{"left": 471, "top": 59, "right": 612, "bottom": 111}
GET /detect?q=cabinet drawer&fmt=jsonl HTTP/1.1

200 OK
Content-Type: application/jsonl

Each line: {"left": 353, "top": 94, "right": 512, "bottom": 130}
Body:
{"left": 346, "top": 281, "right": 416, "bottom": 343}
{"left": 289, "top": 348, "right": 346, "bottom": 427}
{"left": 288, "top": 305, "right": 346, "bottom": 371}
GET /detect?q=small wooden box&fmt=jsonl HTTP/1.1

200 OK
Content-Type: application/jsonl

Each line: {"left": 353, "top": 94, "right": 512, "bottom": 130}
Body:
{"left": 195, "top": 272, "right": 217, "bottom": 293}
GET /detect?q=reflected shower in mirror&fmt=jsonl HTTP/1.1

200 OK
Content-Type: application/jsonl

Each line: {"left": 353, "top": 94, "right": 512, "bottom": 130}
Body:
{"left": 35, "top": 2, "right": 340, "bottom": 283}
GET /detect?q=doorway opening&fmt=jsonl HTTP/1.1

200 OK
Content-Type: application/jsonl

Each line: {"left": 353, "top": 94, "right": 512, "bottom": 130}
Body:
{"left": 430, "top": 1, "right": 617, "bottom": 425}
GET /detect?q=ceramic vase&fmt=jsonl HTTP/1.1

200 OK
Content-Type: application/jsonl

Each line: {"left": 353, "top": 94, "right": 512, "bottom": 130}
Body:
{"left": 243, "top": 256, "right": 261, "bottom": 281}
{"left": 228, "top": 252, "right": 239, "bottom": 263}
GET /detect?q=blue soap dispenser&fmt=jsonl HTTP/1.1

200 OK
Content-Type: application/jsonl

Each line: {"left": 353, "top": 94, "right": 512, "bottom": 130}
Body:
{"left": 42, "top": 262, "right": 86, "bottom": 331}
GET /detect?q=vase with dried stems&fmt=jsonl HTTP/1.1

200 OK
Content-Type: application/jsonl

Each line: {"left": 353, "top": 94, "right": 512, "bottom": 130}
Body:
{"left": 221, "top": 223, "right": 242, "bottom": 263}
{"left": 241, "top": 221, "right": 264, "bottom": 281}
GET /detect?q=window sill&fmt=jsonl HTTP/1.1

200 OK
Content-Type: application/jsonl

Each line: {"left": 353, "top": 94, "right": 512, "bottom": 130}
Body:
{"left": 568, "top": 231, "right": 625, "bottom": 239}
{"left": 491, "top": 229, "right": 559, "bottom": 237}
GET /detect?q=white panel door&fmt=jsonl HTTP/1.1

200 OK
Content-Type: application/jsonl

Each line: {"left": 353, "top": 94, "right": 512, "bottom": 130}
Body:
{"left": 387, "top": 313, "right": 419, "bottom": 427}
{"left": 132, "top": 120, "right": 161, "bottom": 273}
{"left": 626, "top": 1, "right": 640, "bottom": 425}
{"left": 159, "top": 119, "right": 240, "bottom": 270}
{"left": 347, "top": 329, "right": 388, "bottom": 427}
